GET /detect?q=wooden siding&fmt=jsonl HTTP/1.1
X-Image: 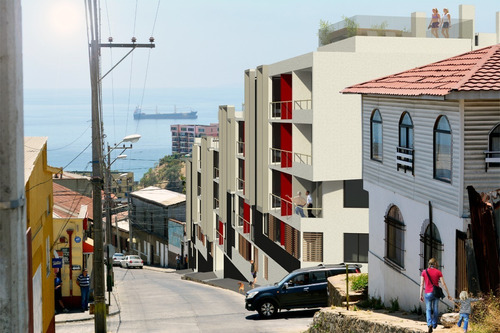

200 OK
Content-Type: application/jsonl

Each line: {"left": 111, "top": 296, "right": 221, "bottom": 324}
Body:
{"left": 362, "top": 96, "right": 462, "bottom": 216}
{"left": 463, "top": 100, "right": 500, "bottom": 215}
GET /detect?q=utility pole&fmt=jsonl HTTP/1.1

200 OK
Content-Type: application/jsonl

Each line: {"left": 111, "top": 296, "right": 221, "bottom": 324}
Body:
{"left": 85, "top": 1, "right": 154, "bottom": 331}
{"left": 0, "top": 0, "right": 29, "bottom": 332}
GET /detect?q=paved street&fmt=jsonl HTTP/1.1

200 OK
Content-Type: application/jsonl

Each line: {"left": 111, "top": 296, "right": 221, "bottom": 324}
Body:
{"left": 56, "top": 267, "right": 315, "bottom": 333}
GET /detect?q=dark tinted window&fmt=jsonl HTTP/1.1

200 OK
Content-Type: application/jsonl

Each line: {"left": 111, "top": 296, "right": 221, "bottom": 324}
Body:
{"left": 288, "top": 273, "right": 310, "bottom": 286}
{"left": 311, "top": 271, "right": 327, "bottom": 283}
{"left": 344, "top": 179, "right": 369, "bottom": 208}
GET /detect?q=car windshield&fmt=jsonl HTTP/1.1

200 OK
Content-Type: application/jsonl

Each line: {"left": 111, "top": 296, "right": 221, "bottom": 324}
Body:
{"left": 129, "top": 255, "right": 141, "bottom": 260}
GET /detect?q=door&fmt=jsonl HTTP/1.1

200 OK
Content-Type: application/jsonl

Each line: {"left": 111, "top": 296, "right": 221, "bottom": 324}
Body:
{"left": 309, "top": 271, "right": 329, "bottom": 306}
{"left": 278, "top": 273, "right": 312, "bottom": 308}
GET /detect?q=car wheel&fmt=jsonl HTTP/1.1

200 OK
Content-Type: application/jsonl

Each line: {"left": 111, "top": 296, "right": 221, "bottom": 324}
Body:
{"left": 257, "top": 300, "right": 277, "bottom": 318}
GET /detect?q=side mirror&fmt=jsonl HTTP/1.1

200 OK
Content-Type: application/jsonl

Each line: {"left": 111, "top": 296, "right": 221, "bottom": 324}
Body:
{"left": 283, "top": 283, "right": 289, "bottom": 290}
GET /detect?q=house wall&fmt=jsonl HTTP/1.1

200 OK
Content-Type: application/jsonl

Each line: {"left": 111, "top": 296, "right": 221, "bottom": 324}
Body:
{"left": 366, "top": 182, "right": 460, "bottom": 310}
{"left": 25, "top": 142, "right": 55, "bottom": 333}
{"left": 362, "top": 96, "right": 462, "bottom": 216}
{"left": 462, "top": 99, "right": 500, "bottom": 214}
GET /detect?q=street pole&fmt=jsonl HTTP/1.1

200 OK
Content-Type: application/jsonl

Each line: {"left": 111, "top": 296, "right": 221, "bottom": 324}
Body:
{"left": 87, "top": 0, "right": 107, "bottom": 331}
{"left": 85, "top": 1, "right": 153, "bottom": 329}
{"left": 0, "top": 0, "right": 28, "bottom": 331}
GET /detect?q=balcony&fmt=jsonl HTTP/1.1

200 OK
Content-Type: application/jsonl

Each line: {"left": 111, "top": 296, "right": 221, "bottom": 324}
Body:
{"left": 269, "top": 99, "right": 312, "bottom": 120}
{"left": 213, "top": 167, "right": 219, "bottom": 180}
{"left": 213, "top": 197, "right": 219, "bottom": 209}
{"left": 236, "top": 141, "right": 245, "bottom": 156}
{"left": 269, "top": 148, "right": 311, "bottom": 168}
{"left": 197, "top": 185, "right": 201, "bottom": 196}
{"left": 269, "top": 193, "right": 323, "bottom": 223}
{"left": 237, "top": 177, "right": 245, "bottom": 191}
{"left": 318, "top": 15, "right": 474, "bottom": 46}
{"left": 396, "top": 147, "right": 414, "bottom": 175}
{"left": 485, "top": 150, "right": 500, "bottom": 171}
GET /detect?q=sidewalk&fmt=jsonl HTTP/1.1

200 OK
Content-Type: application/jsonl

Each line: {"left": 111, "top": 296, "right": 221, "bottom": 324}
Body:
{"left": 55, "top": 291, "right": 120, "bottom": 324}
{"left": 182, "top": 270, "right": 258, "bottom": 294}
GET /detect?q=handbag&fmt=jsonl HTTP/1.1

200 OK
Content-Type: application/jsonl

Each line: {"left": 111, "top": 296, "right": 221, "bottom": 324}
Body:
{"left": 426, "top": 269, "right": 445, "bottom": 299}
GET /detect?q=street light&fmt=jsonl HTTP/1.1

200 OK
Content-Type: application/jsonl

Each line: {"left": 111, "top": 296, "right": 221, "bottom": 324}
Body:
{"left": 104, "top": 134, "right": 141, "bottom": 303}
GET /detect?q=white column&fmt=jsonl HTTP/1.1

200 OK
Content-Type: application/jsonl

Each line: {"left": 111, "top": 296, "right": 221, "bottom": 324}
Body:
{"left": 411, "top": 12, "right": 427, "bottom": 38}
{"left": 0, "top": 0, "right": 29, "bottom": 332}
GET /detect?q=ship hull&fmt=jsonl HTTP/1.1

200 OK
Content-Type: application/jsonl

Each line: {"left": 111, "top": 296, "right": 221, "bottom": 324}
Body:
{"left": 133, "top": 111, "right": 198, "bottom": 120}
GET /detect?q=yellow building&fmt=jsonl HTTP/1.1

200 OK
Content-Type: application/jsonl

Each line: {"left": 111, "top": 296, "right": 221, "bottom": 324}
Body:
{"left": 25, "top": 137, "right": 61, "bottom": 333}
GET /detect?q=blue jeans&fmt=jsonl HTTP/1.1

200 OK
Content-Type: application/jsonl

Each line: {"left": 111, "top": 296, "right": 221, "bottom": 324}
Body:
{"left": 295, "top": 206, "right": 305, "bottom": 217}
{"left": 80, "top": 286, "right": 90, "bottom": 310}
{"left": 425, "top": 292, "right": 439, "bottom": 328}
{"left": 458, "top": 313, "right": 469, "bottom": 331}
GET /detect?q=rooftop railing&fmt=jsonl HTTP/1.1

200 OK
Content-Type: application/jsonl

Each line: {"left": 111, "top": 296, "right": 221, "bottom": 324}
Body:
{"left": 319, "top": 15, "right": 473, "bottom": 46}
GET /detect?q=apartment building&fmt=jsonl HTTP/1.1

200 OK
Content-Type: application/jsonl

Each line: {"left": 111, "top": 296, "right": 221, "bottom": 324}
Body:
{"left": 171, "top": 123, "right": 219, "bottom": 155}
{"left": 343, "top": 44, "right": 500, "bottom": 310}
{"left": 186, "top": 5, "right": 497, "bottom": 285}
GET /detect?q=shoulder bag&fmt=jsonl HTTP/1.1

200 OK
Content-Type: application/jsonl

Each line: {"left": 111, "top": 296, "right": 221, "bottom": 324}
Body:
{"left": 425, "top": 269, "right": 445, "bottom": 299}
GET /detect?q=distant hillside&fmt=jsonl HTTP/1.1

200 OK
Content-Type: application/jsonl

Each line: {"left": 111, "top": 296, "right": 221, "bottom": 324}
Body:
{"left": 139, "top": 154, "right": 186, "bottom": 193}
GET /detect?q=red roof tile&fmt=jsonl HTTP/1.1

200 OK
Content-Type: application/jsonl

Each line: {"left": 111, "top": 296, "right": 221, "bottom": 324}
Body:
{"left": 342, "top": 44, "right": 500, "bottom": 96}
{"left": 53, "top": 183, "right": 93, "bottom": 220}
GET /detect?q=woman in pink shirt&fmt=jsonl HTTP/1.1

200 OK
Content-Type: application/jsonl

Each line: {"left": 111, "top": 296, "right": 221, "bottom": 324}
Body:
{"left": 419, "top": 258, "right": 452, "bottom": 332}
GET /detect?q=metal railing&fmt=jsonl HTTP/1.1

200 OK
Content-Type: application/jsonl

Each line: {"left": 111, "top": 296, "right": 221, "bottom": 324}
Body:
{"left": 269, "top": 147, "right": 292, "bottom": 166}
{"left": 269, "top": 193, "right": 322, "bottom": 218}
{"left": 213, "top": 167, "right": 219, "bottom": 179}
{"left": 294, "top": 99, "right": 312, "bottom": 110}
{"left": 237, "top": 141, "right": 245, "bottom": 155}
{"left": 197, "top": 186, "right": 201, "bottom": 196}
{"left": 484, "top": 150, "right": 500, "bottom": 171}
{"left": 294, "top": 152, "right": 312, "bottom": 165}
{"left": 237, "top": 177, "right": 245, "bottom": 190}
{"left": 235, "top": 213, "right": 244, "bottom": 227}
{"left": 269, "top": 99, "right": 312, "bottom": 119}
{"left": 213, "top": 197, "right": 219, "bottom": 209}
{"left": 396, "top": 147, "right": 414, "bottom": 175}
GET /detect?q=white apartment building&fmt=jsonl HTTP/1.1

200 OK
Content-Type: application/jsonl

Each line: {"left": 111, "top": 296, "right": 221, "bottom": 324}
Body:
{"left": 186, "top": 5, "right": 499, "bottom": 286}
{"left": 343, "top": 43, "right": 500, "bottom": 311}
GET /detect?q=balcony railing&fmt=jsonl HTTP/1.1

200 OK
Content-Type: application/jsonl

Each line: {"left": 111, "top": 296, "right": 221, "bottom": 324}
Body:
{"left": 269, "top": 99, "right": 312, "bottom": 119}
{"left": 396, "top": 147, "right": 414, "bottom": 175}
{"left": 294, "top": 99, "right": 312, "bottom": 110}
{"left": 485, "top": 150, "right": 500, "bottom": 171}
{"left": 319, "top": 15, "right": 474, "bottom": 46}
{"left": 269, "top": 193, "right": 322, "bottom": 218}
{"left": 294, "top": 152, "right": 312, "bottom": 165}
{"left": 197, "top": 186, "right": 201, "bottom": 196}
{"left": 213, "top": 197, "right": 219, "bottom": 209}
{"left": 236, "top": 141, "right": 245, "bottom": 155}
{"left": 236, "top": 213, "right": 244, "bottom": 227}
{"left": 237, "top": 177, "right": 245, "bottom": 191}
{"left": 214, "top": 167, "right": 219, "bottom": 179}
{"left": 269, "top": 147, "right": 292, "bottom": 167}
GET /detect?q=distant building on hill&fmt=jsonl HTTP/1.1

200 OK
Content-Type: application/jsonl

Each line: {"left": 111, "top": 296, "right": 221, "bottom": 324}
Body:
{"left": 171, "top": 123, "right": 218, "bottom": 155}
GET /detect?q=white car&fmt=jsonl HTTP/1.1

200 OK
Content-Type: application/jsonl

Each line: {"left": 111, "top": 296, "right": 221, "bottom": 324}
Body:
{"left": 120, "top": 255, "right": 144, "bottom": 269}
{"left": 112, "top": 253, "right": 125, "bottom": 266}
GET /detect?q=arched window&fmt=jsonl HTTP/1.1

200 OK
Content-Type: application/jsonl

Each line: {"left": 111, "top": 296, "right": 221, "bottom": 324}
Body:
{"left": 397, "top": 112, "right": 414, "bottom": 174}
{"left": 385, "top": 205, "right": 405, "bottom": 268}
{"left": 399, "top": 112, "right": 414, "bottom": 149}
{"left": 371, "top": 109, "right": 383, "bottom": 161}
{"left": 420, "top": 222, "right": 443, "bottom": 270}
{"left": 487, "top": 123, "right": 500, "bottom": 168}
{"left": 434, "top": 116, "right": 452, "bottom": 182}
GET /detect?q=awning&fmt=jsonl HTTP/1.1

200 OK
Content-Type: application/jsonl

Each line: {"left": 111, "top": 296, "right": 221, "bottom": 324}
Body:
{"left": 83, "top": 238, "right": 94, "bottom": 254}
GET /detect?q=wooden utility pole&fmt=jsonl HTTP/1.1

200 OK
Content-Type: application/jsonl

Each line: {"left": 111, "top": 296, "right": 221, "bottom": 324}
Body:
{"left": 86, "top": 1, "right": 154, "bottom": 331}
{"left": 0, "top": 0, "right": 29, "bottom": 332}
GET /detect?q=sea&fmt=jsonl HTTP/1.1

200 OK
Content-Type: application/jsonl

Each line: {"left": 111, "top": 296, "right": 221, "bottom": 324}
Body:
{"left": 24, "top": 87, "right": 242, "bottom": 181}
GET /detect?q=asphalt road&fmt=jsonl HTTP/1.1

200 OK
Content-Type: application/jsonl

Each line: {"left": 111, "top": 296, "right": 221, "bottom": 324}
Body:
{"left": 56, "top": 267, "right": 316, "bottom": 333}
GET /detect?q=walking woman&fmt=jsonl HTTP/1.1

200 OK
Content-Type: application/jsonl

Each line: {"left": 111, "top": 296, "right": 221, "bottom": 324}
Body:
{"left": 441, "top": 8, "right": 451, "bottom": 38}
{"left": 430, "top": 8, "right": 441, "bottom": 38}
{"left": 419, "top": 258, "right": 452, "bottom": 333}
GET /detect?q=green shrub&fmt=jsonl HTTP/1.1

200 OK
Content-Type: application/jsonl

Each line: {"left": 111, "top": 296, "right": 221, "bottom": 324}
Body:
{"left": 350, "top": 273, "right": 368, "bottom": 292}
{"left": 469, "top": 291, "right": 500, "bottom": 333}
{"left": 389, "top": 298, "right": 399, "bottom": 312}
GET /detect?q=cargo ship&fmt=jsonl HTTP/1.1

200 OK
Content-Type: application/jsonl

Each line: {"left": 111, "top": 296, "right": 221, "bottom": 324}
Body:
{"left": 133, "top": 106, "right": 198, "bottom": 120}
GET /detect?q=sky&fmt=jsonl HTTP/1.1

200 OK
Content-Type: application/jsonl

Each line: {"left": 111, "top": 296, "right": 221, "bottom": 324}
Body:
{"left": 22, "top": 0, "right": 499, "bottom": 93}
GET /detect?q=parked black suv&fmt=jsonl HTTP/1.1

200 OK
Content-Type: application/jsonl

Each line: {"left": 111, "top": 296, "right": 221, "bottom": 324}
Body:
{"left": 245, "top": 263, "right": 361, "bottom": 318}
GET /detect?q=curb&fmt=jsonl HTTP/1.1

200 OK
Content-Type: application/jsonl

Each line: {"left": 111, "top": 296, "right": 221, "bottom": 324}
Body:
{"left": 55, "top": 308, "right": 120, "bottom": 324}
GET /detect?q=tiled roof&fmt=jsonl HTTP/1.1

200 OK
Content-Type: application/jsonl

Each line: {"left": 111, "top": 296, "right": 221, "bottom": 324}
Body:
{"left": 53, "top": 182, "right": 93, "bottom": 219}
{"left": 342, "top": 44, "right": 500, "bottom": 96}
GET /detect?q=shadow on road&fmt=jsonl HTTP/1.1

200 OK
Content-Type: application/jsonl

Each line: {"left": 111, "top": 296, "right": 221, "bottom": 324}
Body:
{"left": 245, "top": 308, "right": 318, "bottom": 320}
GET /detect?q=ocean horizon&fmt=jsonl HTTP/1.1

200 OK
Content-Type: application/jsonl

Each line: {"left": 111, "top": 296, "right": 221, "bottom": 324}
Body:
{"left": 24, "top": 87, "right": 242, "bottom": 181}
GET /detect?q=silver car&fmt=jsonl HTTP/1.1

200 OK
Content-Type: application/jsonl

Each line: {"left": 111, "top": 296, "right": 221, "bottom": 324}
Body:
{"left": 112, "top": 253, "right": 125, "bottom": 266}
{"left": 120, "top": 255, "right": 144, "bottom": 269}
